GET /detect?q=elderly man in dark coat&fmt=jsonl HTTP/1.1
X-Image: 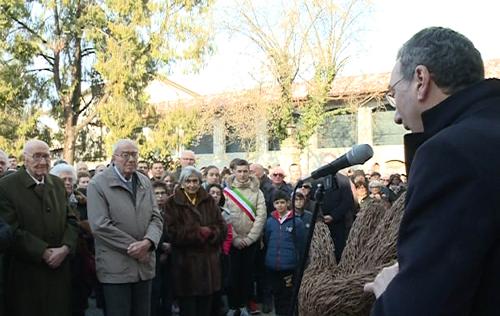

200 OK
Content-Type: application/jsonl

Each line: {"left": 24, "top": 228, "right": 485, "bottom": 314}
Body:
{"left": 0, "top": 140, "right": 78, "bottom": 316}
{"left": 366, "top": 27, "right": 500, "bottom": 316}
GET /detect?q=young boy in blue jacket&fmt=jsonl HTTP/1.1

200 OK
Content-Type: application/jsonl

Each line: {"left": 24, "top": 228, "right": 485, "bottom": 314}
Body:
{"left": 264, "top": 190, "right": 305, "bottom": 316}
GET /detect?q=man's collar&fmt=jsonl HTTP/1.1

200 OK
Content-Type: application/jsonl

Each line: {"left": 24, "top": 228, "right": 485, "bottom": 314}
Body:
{"left": 113, "top": 165, "right": 132, "bottom": 183}
{"left": 25, "top": 168, "right": 45, "bottom": 184}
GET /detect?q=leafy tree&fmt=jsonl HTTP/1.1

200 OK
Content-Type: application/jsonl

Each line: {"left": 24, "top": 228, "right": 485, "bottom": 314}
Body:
{"left": 0, "top": 0, "right": 213, "bottom": 163}
{"left": 224, "top": 0, "right": 370, "bottom": 150}
{"left": 141, "top": 103, "right": 209, "bottom": 160}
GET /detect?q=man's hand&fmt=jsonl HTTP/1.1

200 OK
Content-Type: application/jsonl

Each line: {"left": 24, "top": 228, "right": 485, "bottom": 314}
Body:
{"left": 42, "top": 248, "right": 53, "bottom": 264}
{"left": 233, "top": 238, "right": 248, "bottom": 250}
{"left": 127, "top": 239, "right": 152, "bottom": 261}
{"left": 364, "top": 262, "right": 399, "bottom": 298}
{"left": 45, "top": 245, "right": 70, "bottom": 269}
{"left": 323, "top": 215, "right": 333, "bottom": 224}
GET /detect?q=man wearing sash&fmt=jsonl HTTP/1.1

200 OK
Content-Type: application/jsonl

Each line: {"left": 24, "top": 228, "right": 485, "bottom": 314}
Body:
{"left": 224, "top": 159, "right": 266, "bottom": 316}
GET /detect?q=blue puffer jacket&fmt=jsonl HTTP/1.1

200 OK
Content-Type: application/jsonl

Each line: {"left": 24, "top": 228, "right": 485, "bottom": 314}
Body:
{"left": 264, "top": 210, "right": 305, "bottom": 271}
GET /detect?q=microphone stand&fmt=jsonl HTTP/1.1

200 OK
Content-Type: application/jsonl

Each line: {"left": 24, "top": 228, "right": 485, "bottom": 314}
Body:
{"left": 288, "top": 182, "right": 325, "bottom": 316}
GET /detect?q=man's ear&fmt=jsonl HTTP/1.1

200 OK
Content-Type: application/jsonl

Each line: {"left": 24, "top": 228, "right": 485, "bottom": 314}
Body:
{"left": 414, "top": 65, "right": 432, "bottom": 102}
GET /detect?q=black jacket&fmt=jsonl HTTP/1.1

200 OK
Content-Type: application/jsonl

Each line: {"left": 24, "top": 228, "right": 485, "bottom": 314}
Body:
{"left": 372, "top": 79, "right": 500, "bottom": 316}
{"left": 0, "top": 215, "right": 11, "bottom": 252}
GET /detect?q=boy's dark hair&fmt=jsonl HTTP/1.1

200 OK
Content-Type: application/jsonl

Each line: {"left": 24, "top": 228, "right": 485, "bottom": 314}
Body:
{"left": 273, "top": 190, "right": 290, "bottom": 203}
{"left": 294, "top": 191, "right": 305, "bottom": 199}
{"left": 138, "top": 160, "right": 149, "bottom": 166}
{"left": 206, "top": 183, "right": 225, "bottom": 207}
{"left": 230, "top": 158, "right": 249, "bottom": 170}
{"left": 152, "top": 181, "right": 168, "bottom": 191}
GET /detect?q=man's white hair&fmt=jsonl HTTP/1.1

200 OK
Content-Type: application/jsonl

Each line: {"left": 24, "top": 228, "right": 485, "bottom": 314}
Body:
{"left": 112, "top": 139, "right": 138, "bottom": 155}
{"left": 23, "top": 139, "right": 49, "bottom": 155}
{"left": 0, "top": 150, "right": 9, "bottom": 169}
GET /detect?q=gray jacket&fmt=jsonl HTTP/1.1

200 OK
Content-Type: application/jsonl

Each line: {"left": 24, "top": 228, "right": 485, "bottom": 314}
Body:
{"left": 87, "top": 166, "right": 163, "bottom": 283}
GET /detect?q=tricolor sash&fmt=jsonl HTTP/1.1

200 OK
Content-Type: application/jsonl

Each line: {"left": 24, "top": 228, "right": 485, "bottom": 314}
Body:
{"left": 224, "top": 187, "right": 256, "bottom": 222}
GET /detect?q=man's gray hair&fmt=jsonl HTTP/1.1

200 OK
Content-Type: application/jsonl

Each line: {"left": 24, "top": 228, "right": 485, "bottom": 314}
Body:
{"left": 179, "top": 166, "right": 202, "bottom": 184}
{"left": 397, "top": 27, "right": 484, "bottom": 95}
{"left": 112, "top": 139, "right": 138, "bottom": 155}
{"left": 0, "top": 150, "right": 9, "bottom": 165}
{"left": 50, "top": 163, "right": 77, "bottom": 184}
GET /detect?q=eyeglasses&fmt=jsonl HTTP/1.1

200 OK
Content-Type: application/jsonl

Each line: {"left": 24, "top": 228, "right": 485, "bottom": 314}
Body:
{"left": 272, "top": 173, "right": 285, "bottom": 177}
{"left": 116, "top": 152, "right": 138, "bottom": 160}
{"left": 31, "top": 153, "right": 51, "bottom": 162}
{"left": 385, "top": 77, "right": 404, "bottom": 108}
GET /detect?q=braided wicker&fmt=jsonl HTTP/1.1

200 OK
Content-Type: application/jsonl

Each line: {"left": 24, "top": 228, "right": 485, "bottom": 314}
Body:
{"left": 298, "top": 193, "right": 406, "bottom": 316}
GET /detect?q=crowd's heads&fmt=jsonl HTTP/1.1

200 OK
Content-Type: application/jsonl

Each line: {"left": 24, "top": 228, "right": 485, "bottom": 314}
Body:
{"left": 180, "top": 150, "right": 196, "bottom": 168}
{"left": 152, "top": 181, "right": 169, "bottom": 208}
{"left": 163, "top": 172, "right": 177, "bottom": 192}
{"left": 151, "top": 161, "right": 165, "bottom": 179}
{"left": 270, "top": 166, "right": 286, "bottom": 185}
{"left": 137, "top": 160, "right": 149, "bottom": 176}
{"left": 0, "top": 150, "right": 9, "bottom": 177}
{"left": 203, "top": 165, "right": 220, "bottom": 185}
{"left": 8, "top": 155, "right": 17, "bottom": 170}
{"left": 207, "top": 183, "right": 225, "bottom": 207}
{"left": 50, "top": 163, "right": 76, "bottom": 194}
{"left": 95, "top": 164, "right": 106, "bottom": 174}
{"left": 249, "top": 163, "right": 265, "bottom": 179}
{"left": 111, "top": 139, "right": 138, "bottom": 179}
{"left": 23, "top": 139, "right": 51, "bottom": 181}
{"left": 289, "top": 163, "right": 302, "bottom": 182}
{"left": 76, "top": 162, "right": 89, "bottom": 173}
{"left": 77, "top": 171, "right": 91, "bottom": 190}
{"left": 231, "top": 159, "right": 250, "bottom": 182}
{"left": 179, "top": 166, "right": 202, "bottom": 194}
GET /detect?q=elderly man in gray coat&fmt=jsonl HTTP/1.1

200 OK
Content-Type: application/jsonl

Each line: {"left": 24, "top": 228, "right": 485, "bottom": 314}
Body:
{"left": 88, "top": 139, "right": 163, "bottom": 316}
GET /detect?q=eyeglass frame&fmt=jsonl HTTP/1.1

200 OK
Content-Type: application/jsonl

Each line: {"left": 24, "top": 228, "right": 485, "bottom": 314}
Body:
{"left": 30, "top": 153, "right": 51, "bottom": 162}
{"left": 385, "top": 77, "right": 405, "bottom": 108}
{"left": 114, "top": 151, "right": 139, "bottom": 160}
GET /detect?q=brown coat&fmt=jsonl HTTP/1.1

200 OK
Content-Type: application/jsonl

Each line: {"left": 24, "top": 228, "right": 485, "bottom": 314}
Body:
{"left": 0, "top": 167, "right": 78, "bottom": 316}
{"left": 165, "top": 187, "right": 227, "bottom": 297}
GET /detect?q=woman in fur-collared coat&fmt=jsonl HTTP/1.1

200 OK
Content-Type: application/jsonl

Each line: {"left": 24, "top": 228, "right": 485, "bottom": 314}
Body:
{"left": 164, "top": 166, "right": 227, "bottom": 316}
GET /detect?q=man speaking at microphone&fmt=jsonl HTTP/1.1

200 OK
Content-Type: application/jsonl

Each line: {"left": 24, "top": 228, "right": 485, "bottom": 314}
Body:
{"left": 364, "top": 27, "right": 500, "bottom": 315}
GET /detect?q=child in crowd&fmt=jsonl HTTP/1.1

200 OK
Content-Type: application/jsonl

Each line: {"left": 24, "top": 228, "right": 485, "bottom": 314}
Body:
{"left": 292, "top": 191, "right": 313, "bottom": 238}
{"left": 264, "top": 191, "right": 305, "bottom": 316}
{"left": 207, "top": 183, "right": 233, "bottom": 316}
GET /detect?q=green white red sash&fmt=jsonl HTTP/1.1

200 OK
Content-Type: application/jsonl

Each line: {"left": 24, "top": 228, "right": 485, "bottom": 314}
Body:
{"left": 223, "top": 187, "right": 256, "bottom": 222}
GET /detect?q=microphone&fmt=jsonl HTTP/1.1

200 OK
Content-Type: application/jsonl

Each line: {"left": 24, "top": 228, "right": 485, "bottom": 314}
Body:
{"left": 310, "top": 144, "right": 374, "bottom": 179}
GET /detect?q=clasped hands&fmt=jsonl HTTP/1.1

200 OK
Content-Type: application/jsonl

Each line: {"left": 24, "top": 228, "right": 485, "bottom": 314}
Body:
{"left": 42, "top": 245, "right": 70, "bottom": 269}
{"left": 127, "top": 239, "right": 153, "bottom": 263}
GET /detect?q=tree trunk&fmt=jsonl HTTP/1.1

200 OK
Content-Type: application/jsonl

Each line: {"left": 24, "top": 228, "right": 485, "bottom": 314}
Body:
{"left": 63, "top": 116, "right": 76, "bottom": 164}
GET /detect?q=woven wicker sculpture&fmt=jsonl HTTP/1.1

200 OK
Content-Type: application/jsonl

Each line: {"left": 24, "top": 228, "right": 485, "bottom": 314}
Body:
{"left": 298, "top": 193, "right": 406, "bottom": 316}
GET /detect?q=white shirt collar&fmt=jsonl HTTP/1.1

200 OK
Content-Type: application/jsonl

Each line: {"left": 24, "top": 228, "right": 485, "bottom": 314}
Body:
{"left": 113, "top": 165, "right": 132, "bottom": 183}
{"left": 26, "top": 169, "right": 45, "bottom": 185}
{"left": 278, "top": 211, "right": 292, "bottom": 224}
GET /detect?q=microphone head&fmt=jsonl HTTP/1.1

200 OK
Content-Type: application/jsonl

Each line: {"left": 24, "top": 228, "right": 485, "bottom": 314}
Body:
{"left": 346, "top": 144, "right": 374, "bottom": 165}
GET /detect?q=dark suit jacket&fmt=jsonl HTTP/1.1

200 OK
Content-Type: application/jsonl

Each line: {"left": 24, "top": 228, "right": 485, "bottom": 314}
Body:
{"left": 0, "top": 167, "right": 78, "bottom": 316}
{"left": 371, "top": 79, "right": 500, "bottom": 315}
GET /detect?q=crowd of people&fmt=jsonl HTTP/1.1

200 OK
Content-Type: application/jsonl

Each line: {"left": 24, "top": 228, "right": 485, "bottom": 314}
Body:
{"left": 0, "top": 140, "right": 407, "bottom": 316}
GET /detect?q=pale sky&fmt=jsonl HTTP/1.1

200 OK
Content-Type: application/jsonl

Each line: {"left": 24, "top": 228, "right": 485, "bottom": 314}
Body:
{"left": 168, "top": 0, "right": 500, "bottom": 95}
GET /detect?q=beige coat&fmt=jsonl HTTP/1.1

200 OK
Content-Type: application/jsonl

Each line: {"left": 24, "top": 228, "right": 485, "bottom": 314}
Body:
{"left": 87, "top": 167, "right": 163, "bottom": 283}
{"left": 224, "top": 175, "right": 266, "bottom": 246}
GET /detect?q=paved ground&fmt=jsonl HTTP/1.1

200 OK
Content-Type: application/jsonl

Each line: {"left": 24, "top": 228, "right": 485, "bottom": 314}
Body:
{"left": 85, "top": 300, "right": 277, "bottom": 316}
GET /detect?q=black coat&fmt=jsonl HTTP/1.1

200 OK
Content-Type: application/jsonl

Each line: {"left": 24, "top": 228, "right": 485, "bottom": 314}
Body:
{"left": 371, "top": 79, "right": 500, "bottom": 316}
{"left": 0, "top": 215, "right": 11, "bottom": 252}
{"left": 320, "top": 173, "right": 355, "bottom": 262}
